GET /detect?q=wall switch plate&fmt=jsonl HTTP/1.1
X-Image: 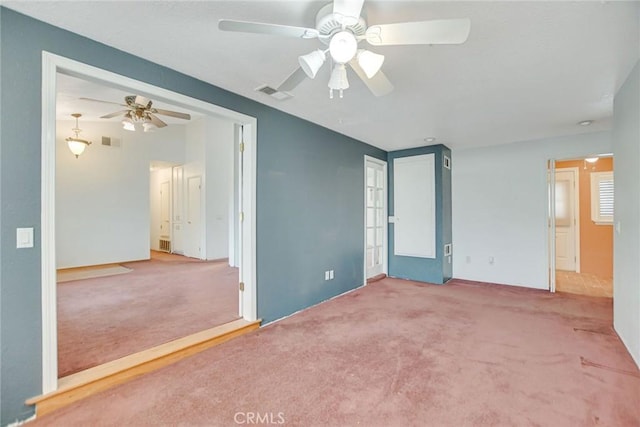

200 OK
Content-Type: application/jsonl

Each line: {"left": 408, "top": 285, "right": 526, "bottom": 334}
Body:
{"left": 329, "top": 270, "right": 334, "bottom": 280}
{"left": 324, "top": 271, "right": 330, "bottom": 280}
{"left": 16, "top": 227, "right": 34, "bottom": 249}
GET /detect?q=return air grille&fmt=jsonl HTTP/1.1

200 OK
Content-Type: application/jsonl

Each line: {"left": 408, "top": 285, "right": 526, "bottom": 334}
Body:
{"left": 159, "top": 239, "right": 171, "bottom": 253}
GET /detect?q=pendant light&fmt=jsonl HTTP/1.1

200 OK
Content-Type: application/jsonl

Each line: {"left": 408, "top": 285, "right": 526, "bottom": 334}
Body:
{"left": 65, "top": 113, "right": 92, "bottom": 158}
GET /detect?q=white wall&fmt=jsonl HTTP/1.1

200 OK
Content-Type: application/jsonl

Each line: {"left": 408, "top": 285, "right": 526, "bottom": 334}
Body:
{"left": 205, "top": 116, "right": 234, "bottom": 260}
{"left": 452, "top": 131, "right": 612, "bottom": 288}
{"left": 56, "top": 120, "right": 185, "bottom": 268}
{"left": 181, "top": 116, "right": 234, "bottom": 260}
{"left": 612, "top": 61, "right": 639, "bottom": 367}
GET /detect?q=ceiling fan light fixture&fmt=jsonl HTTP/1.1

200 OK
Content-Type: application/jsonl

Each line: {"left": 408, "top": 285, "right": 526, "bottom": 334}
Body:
{"left": 142, "top": 122, "right": 157, "bottom": 133}
{"left": 329, "top": 31, "right": 358, "bottom": 64}
{"left": 328, "top": 64, "right": 349, "bottom": 99}
{"left": 122, "top": 117, "right": 136, "bottom": 131}
{"left": 65, "top": 113, "right": 91, "bottom": 158}
{"left": 357, "top": 49, "right": 385, "bottom": 79}
{"left": 299, "top": 49, "right": 326, "bottom": 79}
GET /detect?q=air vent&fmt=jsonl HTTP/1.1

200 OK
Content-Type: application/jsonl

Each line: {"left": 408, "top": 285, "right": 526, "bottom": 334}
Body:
{"left": 255, "top": 85, "right": 292, "bottom": 101}
{"left": 159, "top": 239, "right": 171, "bottom": 253}
{"left": 102, "top": 136, "right": 121, "bottom": 147}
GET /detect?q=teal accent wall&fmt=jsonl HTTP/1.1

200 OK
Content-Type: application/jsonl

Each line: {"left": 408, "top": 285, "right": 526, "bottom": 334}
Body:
{"left": 0, "top": 8, "right": 385, "bottom": 424}
{"left": 387, "top": 145, "right": 452, "bottom": 284}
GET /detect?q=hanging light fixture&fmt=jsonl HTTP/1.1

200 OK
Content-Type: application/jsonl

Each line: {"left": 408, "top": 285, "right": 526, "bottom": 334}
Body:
{"left": 328, "top": 64, "right": 349, "bottom": 99}
{"left": 65, "top": 113, "right": 91, "bottom": 158}
{"left": 299, "top": 49, "right": 327, "bottom": 79}
{"left": 122, "top": 111, "right": 136, "bottom": 131}
{"left": 357, "top": 49, "right": 385, "bottom": 78}
{"left": 329, "top": 31, "right": 358, "bottom": 64}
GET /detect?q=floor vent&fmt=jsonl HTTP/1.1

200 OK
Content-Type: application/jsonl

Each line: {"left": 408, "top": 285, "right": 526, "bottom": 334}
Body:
{"left": 159, "top": 239, "right": 171, "bottom": 253}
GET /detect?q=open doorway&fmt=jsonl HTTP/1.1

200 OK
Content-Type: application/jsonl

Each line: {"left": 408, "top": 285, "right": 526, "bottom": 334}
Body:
{"left": 549, "top": 156, "right": 614, "bottom": 297}
{"left": 42, "top": 52, "right": 257, "bottom": 394}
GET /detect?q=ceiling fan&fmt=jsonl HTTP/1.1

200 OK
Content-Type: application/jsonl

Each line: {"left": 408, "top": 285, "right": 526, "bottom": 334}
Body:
{"left": 80, "top": 95, "right": 191, "bottom": 132}
{"left": 218, "top": 0, "right": 471, "bottom": 98}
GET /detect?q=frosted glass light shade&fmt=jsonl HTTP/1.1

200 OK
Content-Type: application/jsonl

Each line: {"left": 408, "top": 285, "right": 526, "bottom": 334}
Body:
{"left": 66, "top": 139, "right": 89, "bottom": 158}
{"left": 357, "top": 49, "right": 385, "bottom": 78}
{"left": 143, "top": 122, "right": 157, "bottom": 133}
{"left": 122, "top": 118, "right": 136, "bottom": 131}
{"left": 328, "top": 64, "right": 349, "bottom": 91}
{"left": 299, "top": 49, "right": 326, "bottom": 78}
{"left": 329, "top": 31, "right": 358, "bottom": 64}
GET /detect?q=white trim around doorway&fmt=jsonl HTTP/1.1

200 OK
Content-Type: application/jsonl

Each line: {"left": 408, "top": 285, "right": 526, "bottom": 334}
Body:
{"left": 41, "top": 51, "right": 258, "bottom": 394}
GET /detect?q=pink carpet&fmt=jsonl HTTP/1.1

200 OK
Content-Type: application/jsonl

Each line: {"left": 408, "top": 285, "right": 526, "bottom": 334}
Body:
{"left": 39, "top": 278, "right": 639, "bottom": 425}
{"left": 57, "top": 253, "right": 239, "bottom": 377}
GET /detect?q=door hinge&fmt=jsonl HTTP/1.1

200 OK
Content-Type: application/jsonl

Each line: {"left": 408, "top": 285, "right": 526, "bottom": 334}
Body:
{"left": 239, "top": 282, "right": 245, "bottom": 291}
{"left": 239, "top": 142, "right": 245, "bottom": 153}
{"left": 240, "top": 211, "right": 244, "bottom": 222}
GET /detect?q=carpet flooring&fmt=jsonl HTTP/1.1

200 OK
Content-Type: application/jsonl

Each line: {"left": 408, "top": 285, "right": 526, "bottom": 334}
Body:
{"left": 57, "top": 253, "right": 239, "bottom": 377}
{"left": 40, "top": 278, "right": 639, "bottom": 426}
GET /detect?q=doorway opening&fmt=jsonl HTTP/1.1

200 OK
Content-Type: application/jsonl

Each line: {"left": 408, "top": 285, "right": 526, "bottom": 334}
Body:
{"left": 42, "top": 52, "right": 257, "bottom": 393}
{"left": 364, "top": 156, "right": 388, "bottom": 281}
{"left": 548, "top": 155, "right": 614, "bottom": 297}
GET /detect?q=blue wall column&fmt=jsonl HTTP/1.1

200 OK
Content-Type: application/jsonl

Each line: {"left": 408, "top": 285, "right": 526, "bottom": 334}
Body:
{"left": 387, "top": 144, "right": 453, "bottom": 284}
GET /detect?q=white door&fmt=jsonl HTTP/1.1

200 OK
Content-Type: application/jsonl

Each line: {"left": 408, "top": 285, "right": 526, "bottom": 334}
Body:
{"left": 365, "top": 158, "right": 387, "bottom": 278}
{"left": 185, "top": 175, "right": 202, "bottom": 259}
{"left": 160, "top": 181, "right": 170, "bottom": 238}
{"left": 555, "top": 169, "right": 577, "bottom": 271}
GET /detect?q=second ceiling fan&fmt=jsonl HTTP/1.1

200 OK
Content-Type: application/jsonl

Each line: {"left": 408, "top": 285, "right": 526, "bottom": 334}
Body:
{"left": 219, "top": 0, "right": 471, "bottom": 98}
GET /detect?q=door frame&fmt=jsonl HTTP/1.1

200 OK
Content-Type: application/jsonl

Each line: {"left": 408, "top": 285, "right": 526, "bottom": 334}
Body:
{"left": 554, "top": 166, "right": 581, "bottom": 273}
{"left": 363, "top": 155, "right": 388, "bottom": 283}
{"left": 41, "top": 52, "right": 258, "bottom": 393}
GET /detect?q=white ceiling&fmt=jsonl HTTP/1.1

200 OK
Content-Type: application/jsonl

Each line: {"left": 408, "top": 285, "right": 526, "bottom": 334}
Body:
{"left": 4, "top": 1, "right": 639, "bottom": 151}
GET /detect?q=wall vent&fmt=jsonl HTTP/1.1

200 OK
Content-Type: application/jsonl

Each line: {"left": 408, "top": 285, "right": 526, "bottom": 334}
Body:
{"left": 255, "top": 85, "right": 292, "bottom": 101}
{"left": 159, "top": 239, "right": 171, "bottom": 253}
{"left": 102, "top": 136, "right": 121, "bottom": 147}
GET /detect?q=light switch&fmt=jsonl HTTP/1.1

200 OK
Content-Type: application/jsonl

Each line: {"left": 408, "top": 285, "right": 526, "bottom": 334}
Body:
{"left": 16, "top": 227, "right": 34, "bottom": 249}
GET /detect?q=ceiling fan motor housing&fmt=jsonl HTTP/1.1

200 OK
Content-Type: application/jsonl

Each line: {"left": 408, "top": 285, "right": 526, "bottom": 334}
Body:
{"left": 315, "top": 3, "right": 367, "bottom": 44}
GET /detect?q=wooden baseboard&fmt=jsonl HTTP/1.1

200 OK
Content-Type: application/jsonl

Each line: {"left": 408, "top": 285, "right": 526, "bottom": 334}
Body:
{"left": 26, "top": 318, "right": 260, "bottom": 417}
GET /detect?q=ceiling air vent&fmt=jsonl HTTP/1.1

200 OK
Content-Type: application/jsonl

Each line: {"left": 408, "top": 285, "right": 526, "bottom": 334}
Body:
{"left": 102, "top": 136, "right": 121, "bottom": 147}
{"left": 255, "top": 85, "right": 292, "bottom": 101}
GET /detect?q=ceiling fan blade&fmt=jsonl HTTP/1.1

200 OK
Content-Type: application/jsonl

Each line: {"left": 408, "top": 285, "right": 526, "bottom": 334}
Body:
{"left": 152, "top": 108, "right": 191, "bottom": 120}
{"left": 100, "top": 110, "right": 129, "bottom": 119}
{"left": 218, "top": 19, "right": 319, "bottom": 39}
{"left": 366, "top": 18, "right": 471, "bottom": 46}
{"left": 148, "top": 113, "right": 167, "bottom": 128}
{"left": 79, "top": 97, "right": 127, "bottom": 107}
{"left": 349, "top": 61, "right": 394, "bottom": 97}
{"left": 276, "top": 67, "right": 308, "bottom": 92}
{"left": 333, "top": 0, "right": 365, "bottom": 24}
